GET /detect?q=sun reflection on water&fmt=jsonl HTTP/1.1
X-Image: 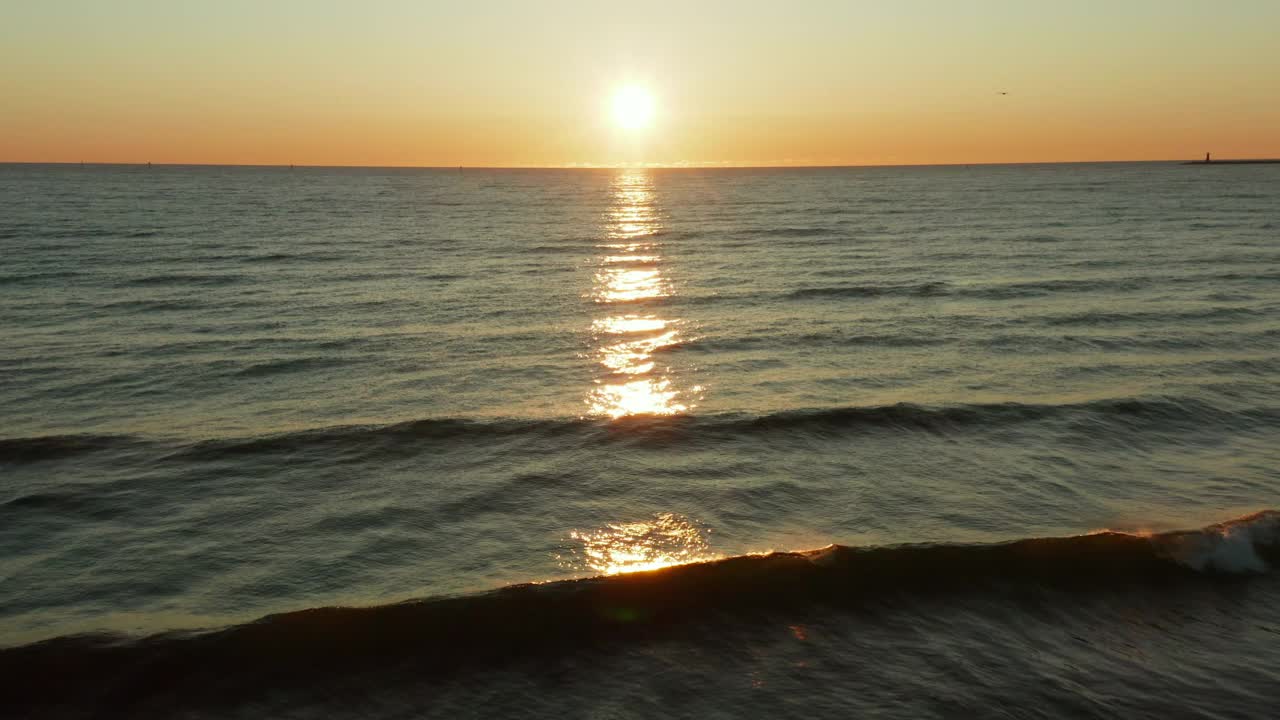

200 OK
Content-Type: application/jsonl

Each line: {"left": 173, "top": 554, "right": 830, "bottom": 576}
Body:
{"left": 590, "top": 378, "right": 687, "bottom": 418}
{"left": 568, "top": 513, "right": 717, "bottom": 575}
{"left": 593, "top": 316, "right": 668, "bottom": 335}
{"left": 598, "top": 329, "right": 678, "bottom": 372}
{"left": 594, "top": 267, "right": 669, "bottom": 303}
{"left": 601, "top": 254, "right": 661, "bottom": 264}
{"left": 585, "top": 169, "right": 698, "bottom": 418}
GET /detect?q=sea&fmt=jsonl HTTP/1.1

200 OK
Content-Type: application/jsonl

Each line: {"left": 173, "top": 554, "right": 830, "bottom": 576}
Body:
{"left": 2, "top": 161, "right": 1278, "bottom": 718}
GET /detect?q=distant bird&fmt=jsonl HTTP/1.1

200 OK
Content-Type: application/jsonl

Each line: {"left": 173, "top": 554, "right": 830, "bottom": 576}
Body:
{"left": 998, "top": 92, "right": 1008, "bottom": 95}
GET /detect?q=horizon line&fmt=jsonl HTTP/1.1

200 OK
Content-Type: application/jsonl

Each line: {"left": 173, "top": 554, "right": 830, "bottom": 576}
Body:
{"left": 3, "top": 157, "right": 1274, "bottom": 171}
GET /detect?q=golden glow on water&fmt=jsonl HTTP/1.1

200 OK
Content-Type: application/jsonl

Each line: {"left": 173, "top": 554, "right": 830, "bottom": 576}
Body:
{"left": 615, "top": 223, "right": 650, "bottom": 237}
{"left": 1086, "top": 527, "right": 1157, "bottom": 538}
{"left": 569, "top": 513, "right": 716, "bottom": 575}
{"left": 594, "top": 267, "right": 668, "bottom": 303}
{"left": 590, "top": 378, "right": 688, "bottom": 418}
{"left": 601, "top": 255, "right": 661, "bottom": 264}
{"left": 593, "top": 316, "right": 668, "bottom": 335}
{"left": 585, "top": 169, "right": 698, "bottom": 418}
{"left": 602, "top": 242, "right": 651, "bottom": 253}
{"left": 598, "top": 330, "right": 679, "bottom": 373}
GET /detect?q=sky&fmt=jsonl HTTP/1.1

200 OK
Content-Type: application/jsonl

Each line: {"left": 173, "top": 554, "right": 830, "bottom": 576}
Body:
{"left": 3, "top": 0, "right": 1278, "bottom": 167}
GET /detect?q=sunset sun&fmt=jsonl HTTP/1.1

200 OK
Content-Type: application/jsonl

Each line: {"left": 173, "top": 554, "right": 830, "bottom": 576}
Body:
{"left": 611, "top": 86, "right": 655, "bottom": 131}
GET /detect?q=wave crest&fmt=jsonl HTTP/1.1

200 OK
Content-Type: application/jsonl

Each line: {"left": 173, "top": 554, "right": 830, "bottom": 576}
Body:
{"left": 3, "top": 396, "right": 1274, "bottom": 465}
{"left": 0, "top": 512, "right": 1275, "bottom": 713}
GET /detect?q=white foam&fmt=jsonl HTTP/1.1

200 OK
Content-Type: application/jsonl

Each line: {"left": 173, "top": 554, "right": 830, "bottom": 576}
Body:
{"left": 1171, "top": 512, "right": 1280, "bottom": 573}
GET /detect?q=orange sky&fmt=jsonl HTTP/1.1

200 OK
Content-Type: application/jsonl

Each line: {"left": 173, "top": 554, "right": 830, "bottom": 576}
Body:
{"left": 4, "top": 1, "right": 1278, "bottom": 167}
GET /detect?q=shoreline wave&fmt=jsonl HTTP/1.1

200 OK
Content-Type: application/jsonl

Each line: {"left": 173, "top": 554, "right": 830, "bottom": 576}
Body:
{"left": 0, "top": 511, "right": 1276, "bottom": 713}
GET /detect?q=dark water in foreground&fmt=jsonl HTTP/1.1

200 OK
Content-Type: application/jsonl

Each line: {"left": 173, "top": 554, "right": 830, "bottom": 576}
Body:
{"left": 2, "top": 162, "right": 1279, "bottom": 717}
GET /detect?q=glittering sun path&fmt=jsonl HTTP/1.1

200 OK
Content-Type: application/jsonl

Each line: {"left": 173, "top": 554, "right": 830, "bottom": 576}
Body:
{"left": 585, "top": 169, "right": 700, "bottom": 419}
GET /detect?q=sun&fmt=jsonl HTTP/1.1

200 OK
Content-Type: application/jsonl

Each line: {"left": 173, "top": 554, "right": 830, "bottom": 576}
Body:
{"left": 612, "top": 86, "right": 655, "bottom": 131}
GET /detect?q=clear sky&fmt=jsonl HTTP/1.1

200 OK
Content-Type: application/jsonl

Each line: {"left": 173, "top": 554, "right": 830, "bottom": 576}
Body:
{"left": 4, "top": 1, "right": 1278, "bottom": 167}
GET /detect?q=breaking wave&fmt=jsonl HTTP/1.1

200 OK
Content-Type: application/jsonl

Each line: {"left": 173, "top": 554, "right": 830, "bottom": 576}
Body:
{"left": 1, "top": 511, "right": 1275, "bottom": 714}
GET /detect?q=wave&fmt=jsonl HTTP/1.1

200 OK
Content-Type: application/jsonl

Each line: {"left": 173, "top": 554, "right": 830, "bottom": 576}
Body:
{"left": 986, "top": 328, "right": 1280, "bottom": 352}
{"left": 3, "top": 396, "right": 1274, "bottom": 466}
{"left": 706, "top": 397, "right": 1279, "bottom": 441}
{"left": 97, "top": 298, "right": 208, "bottom": 313}
{"left": 0, "top": 434, "right": 138, "bottom": 464}
{"left": 1040, "top": 306, "right": 1263, "bottom": 326}
{"left": 744, "top": 227, "right": 834, "bottom": 238}
{"left": 525, "top": 243, "right": 596, "bottom": 254}
{"left": 957, "top": 277, "right": 1155, "bottom": 298}
{"left": 787, "top": 282, "right": 950, "bottom": 299}
{"left": 10, "top": 227, "right": 124, "bottom": 240}
{"left": 241, "top": 251, "right": 347, "bottom": 264}
{"left": 231, "top": 356, "right": 352, "bottom": 378}
{"left": 119, "top": 273, "right": 245, "bottom": 287}
{"left": 0, "top": 269, "right": 86, "bottom": 285}
{"left": 677, "top": 331, "right": 952, "bottom": 351}
{"left": 157, "top": 397, "right": 1280, "bottom": 458}
{"left": 1, "top": 512, "right": 1276, "bottom": 711}
{"left": 786, "top": 273, "right": 1274, "bottom": 302}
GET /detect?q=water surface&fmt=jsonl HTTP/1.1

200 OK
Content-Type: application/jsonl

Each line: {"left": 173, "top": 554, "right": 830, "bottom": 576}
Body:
{"left": 2, "top": 162, "right": 1279, "bottom": 718}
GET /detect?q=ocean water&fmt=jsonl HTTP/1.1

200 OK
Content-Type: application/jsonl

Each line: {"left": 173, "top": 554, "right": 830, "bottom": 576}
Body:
{"left": 2, "top": 162, "right": 1279, "bottom": 718}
